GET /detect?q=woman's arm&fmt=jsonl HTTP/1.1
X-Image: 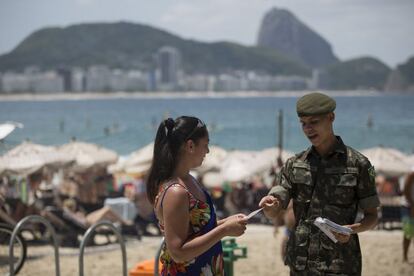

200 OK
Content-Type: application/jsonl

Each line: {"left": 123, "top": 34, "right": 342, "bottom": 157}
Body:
{"left": 162, "top": 186, "right": 246, "bottom": 263}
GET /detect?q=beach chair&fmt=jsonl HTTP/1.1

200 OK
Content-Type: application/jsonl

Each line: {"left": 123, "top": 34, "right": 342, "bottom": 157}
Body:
{"left": 43, "top": 206, "right": 114, "bottom": 247}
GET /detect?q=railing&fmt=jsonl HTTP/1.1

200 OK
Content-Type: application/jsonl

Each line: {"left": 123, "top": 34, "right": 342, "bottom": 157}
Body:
{"left": 9, "top": 215, "right": 61, "bottom": 276}
{"left": 154, "top": 237, "right": 165, "bottom": 276}
{"left": 78, "top": 221, "right": 127, "bottom": 276}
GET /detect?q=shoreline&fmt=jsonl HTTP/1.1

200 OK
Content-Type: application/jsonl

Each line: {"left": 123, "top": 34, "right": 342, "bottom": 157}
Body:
{"left": 0, "top": 90, "right": 391, "bottom": 102}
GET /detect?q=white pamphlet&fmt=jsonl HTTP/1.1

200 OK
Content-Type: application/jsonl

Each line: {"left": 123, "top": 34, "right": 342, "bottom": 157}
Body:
{"left": 246, "top": 208, "right": 263, "bottom": 220}
{"left": 314, "top": 217, "right": 353, "bottom": 243}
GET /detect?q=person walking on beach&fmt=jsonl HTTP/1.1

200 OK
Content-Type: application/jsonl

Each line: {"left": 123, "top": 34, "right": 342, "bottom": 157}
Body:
{"left": 402, "top": 169, "right": 414, "bottom": 262}
{"left": 259, "top": 92, "right": 380, "bottom": 275}
{"left": 147, "top": 116, "right": 247, "bottom": 275}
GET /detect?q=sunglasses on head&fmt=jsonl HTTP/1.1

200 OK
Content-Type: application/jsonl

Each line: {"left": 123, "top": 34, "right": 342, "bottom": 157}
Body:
{"left": 185, "top": 119, "right": 205, "bottom": 140}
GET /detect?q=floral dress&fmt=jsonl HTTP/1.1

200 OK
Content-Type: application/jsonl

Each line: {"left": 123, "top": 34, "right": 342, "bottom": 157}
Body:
{"left": 155, "top": 182, "right": 224, "bottom": 276}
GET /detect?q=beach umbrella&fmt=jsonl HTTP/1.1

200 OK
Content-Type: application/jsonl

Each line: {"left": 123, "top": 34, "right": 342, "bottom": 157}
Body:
{"left": 197, "top": 145, "right": 228, "bottom": 174}
{"left": 124, "top": 142, "right": 153, "bottom": 168}
{"left": 407, "top": 155, "right": 414, "bottom": 167}
{"left": 0, "top": 121, "right": 23, "bottom": 141}
{"left": 220, "top": 148, "right": 294, "bottom": 183}
{"left": 220, "top": 150, "right": 257, "bottom": 182}
{"left": 58, "top": 141, "right": 118, "bottom": 172}
{"left": 0, "top": 141, "right": 73, "bottom": 176}
{"left": 260, "top": 147, "right": 294, "bottom": 164}
{"left": 361, "top": 147, "right": 411, "bottom": 176}
{"left": 202, "top": 171, "right": 224, "bottom": 188}
{"left": 108, "top": 142, "right": 153, "bottom": 174}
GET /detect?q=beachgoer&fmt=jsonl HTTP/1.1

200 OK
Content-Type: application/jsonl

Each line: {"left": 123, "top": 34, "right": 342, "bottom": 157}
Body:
{"left": 61, "top": 198, "right": 131, "bottom": 227}
{"left": 259, "top": 92, "right": 380, "bottom": 275}
{"left": 147, "top": 116, "right": 247, "bottom": 275}
{"left": 402, "top": 169, "right": 414, "bottom": 262}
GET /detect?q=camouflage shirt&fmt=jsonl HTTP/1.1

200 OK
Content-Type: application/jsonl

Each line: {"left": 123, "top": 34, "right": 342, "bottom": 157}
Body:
{"left": 269, "top": 136, "right": 380, "bottom": 275}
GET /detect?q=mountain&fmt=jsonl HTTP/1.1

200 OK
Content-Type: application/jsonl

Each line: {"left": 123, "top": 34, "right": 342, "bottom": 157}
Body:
{"left": 0, "top": 22, "right": 310, "bottom": 76}
{"left": 385, "top": 56, "right": 414, "bottom": 92}
{"left": 257, "top": 7, "right": 338, "bottom": 68}
{"left": 322, "top": 57, "right": 391, "bottom": 90}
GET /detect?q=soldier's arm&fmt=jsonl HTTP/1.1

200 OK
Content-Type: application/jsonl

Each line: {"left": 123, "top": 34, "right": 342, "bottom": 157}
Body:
{"left": 348, "top": 160, "right": 380, "bottom": 233}
{"left": 346, "top": 207, "right": 378, "bottom": 234}
{"left": 260, "top": 160, "right": 293, "bottom": 219}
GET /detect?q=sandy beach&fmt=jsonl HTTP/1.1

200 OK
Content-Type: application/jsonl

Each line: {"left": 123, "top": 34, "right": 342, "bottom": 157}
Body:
{"left": 8, "top": 225, "right": 413, "bottom": 276}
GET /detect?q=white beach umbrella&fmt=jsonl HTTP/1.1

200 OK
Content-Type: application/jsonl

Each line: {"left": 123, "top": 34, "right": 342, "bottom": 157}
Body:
{"left": 220, "top": 150, "right": 255, "bottom": 182}
{"left": 202, "top": 171, "right": 224, "bottom": 188}
{"left": 260, "top": 147, "right": 294, "bottom": 164}
{"left": 197, "top": 145, "right": 228, "bottom": 174}
{"left": 0, "top": 121, "right": 23, "bottom": 141}
{"left": 361, "top": 147, "right": 411, "bottom": 176}
{"left": 407, "top": 154, "right": 414, "bottom": 168}
{"left": 108, "top": 142, "right": 153, "bottom": 174}
{"left": 0, "top": 141, "right": 73, "bottom": 176}
{"left": 58, "top": 141, "right": 118, "bottom": 171}
{"left": 124, "top": 142, "right": 154, "bottom": 168}
{"left": 220, "top": 148, "right": 294, "bottom": 183}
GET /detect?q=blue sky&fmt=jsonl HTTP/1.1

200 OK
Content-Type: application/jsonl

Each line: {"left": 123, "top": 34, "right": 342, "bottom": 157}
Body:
{"left": 0, "top": 0, "right": 413, "bottom": 67}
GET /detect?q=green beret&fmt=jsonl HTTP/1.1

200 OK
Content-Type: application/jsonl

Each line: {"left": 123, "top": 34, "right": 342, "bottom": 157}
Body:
{"left": 296, "top": 92, "right": 336, "bottom": 117}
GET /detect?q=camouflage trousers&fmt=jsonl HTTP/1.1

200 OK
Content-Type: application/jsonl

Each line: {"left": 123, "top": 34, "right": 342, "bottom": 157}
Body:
{"left": 289, "top": 266, "right": 359, "bottom": 276}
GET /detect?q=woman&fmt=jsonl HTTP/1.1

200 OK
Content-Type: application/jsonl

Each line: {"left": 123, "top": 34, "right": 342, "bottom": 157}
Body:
{"left": 147, "top": 116, "right": 247, "bottom": 275}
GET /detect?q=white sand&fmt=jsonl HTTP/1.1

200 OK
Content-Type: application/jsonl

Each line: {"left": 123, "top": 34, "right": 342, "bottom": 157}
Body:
{"left": 8, "top": 225, "right": 414, "bottom": 276}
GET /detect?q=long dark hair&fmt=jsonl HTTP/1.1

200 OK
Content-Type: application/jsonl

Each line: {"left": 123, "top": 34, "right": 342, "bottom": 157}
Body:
{"left": 146, "top": 116, "right": 208, "bottom": 204}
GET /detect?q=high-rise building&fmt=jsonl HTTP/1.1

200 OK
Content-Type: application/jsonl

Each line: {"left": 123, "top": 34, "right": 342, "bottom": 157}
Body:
{"left": 157, "top": 46, "right": 181, "bottom": 90}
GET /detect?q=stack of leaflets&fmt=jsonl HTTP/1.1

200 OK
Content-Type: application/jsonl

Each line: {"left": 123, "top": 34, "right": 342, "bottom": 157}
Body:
{"left": 314, "top": 217, "right": 353, "bottom": 243}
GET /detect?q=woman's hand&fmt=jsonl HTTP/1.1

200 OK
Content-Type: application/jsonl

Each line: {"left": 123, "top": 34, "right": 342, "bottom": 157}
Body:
{"left": 222, "top": 214, "right": 247, "bottom": 237}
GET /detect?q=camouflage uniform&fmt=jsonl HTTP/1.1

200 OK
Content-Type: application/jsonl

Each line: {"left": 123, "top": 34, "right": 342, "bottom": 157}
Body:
{"left": 269, "top": 136, "right": 380, "bottom": 276}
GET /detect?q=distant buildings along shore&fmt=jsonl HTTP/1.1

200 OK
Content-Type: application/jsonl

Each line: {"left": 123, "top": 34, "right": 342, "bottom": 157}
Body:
{"left": 0, "top": 46, "right": 323, "bottom": 94}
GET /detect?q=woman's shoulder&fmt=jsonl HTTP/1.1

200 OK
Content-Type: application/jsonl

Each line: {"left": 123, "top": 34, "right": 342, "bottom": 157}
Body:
{"left": 161, "top": 177, "right": 187, "bottom": 190}
{"left": 159, "top": 178, "right": 189, "bottom": 198}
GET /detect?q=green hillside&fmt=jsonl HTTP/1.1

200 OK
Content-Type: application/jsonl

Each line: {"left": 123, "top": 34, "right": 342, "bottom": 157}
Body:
{"left": 0, "top": 22, "right": 310, "bottom": 76}
{"left": 324, "top": 57, "right": 391, "bottom": 90}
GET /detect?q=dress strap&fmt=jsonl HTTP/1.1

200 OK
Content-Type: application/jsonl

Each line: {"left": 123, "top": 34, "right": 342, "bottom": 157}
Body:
{"left": 157, "top": 182, "right": 189, "bottom": 209}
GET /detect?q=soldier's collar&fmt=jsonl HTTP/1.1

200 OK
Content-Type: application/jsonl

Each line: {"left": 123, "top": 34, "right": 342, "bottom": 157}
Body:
{"left": 306, "top": 136, "right": 346, "bottom": 159}
{"left": 330, "top": 136, "right": 346, "bottom": 155}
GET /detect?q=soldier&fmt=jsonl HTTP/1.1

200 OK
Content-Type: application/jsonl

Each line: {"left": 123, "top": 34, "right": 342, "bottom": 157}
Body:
{"left": 259, "top": 92, "right": 380, "bottom": 275}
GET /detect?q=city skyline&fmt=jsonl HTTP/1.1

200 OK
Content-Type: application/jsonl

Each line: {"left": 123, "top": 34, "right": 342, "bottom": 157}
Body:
{"left": 1, "top": 0, "right": 413, "bottom": 68}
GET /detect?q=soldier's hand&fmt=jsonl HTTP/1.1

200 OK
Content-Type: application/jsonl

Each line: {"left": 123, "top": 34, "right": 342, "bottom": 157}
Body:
{"left": 259, "top": 195, "right": 280, "bottom": 219}
{"left": 331, "top": 231, "right": 351, "bottom": 243}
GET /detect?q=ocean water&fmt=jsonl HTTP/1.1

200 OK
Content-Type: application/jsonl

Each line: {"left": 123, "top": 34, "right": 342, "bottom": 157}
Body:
{"left": 1, "top": 93, "right": 414, "bottom": 155}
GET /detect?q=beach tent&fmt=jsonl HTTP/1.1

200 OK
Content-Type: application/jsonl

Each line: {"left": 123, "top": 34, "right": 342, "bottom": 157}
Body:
{"left": 0, "top": 141, "right": 73, "bottom": 176}
{"left": 361, "top": 147, "right": 411, "bottom": 177}
{"left": 58, "top": 141, "right": 118, "bottom": 172}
